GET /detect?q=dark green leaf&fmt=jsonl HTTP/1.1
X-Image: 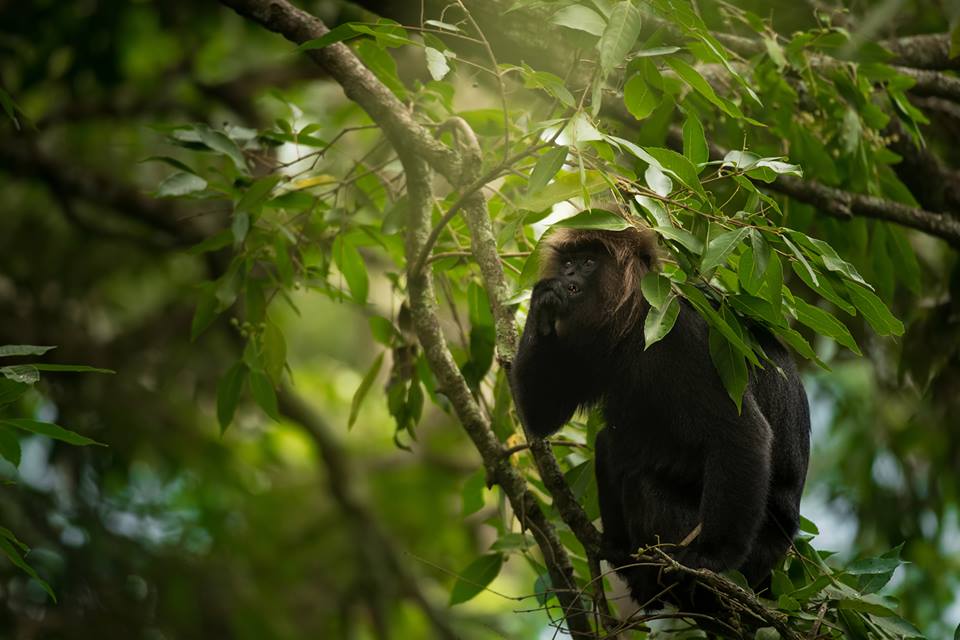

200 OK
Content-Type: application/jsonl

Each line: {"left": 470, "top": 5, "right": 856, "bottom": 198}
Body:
{"left": 681, "top": 112, "right": 708, "bottom": 166}
{"left": 845, "top": 282, "right": 904, "bottom": 336}
{"left": 298, "top": 24, "right": 359, "bottom": 50}
{"left": 248, "top": 371, "right": 280, "bottom": 421}
{"left": 449, "top": 554, "right": 504, "bottom": 605}
{"left": 333, "top": 236, "right": 369, "bottom": 305}
{"left": 701, "top": 227, "right": 750, "bottom": 272}
{"left": 0, "top": 535, "right": 55, "bottom": 601}
{"left": 217, "top": 363, "right": 247, "bottom": 434}
{"left": 792, "top": 299, "right": 861, "bottom": 355}
{"left": 0, "top": 428, "right": 21, "bottom": 466}
{"left": 0, "top": 379, "right": 28, "bottom": 405}
{"left": 349, "top": 353, "right": 384, "bottom": 429}
{"left": 0, "top": 419, "right": 104, "bottom": 446}
{"left": 32, "top": 364, "right": 114, "bottom": 374}
{"left": 709, "top": 323, "right": 748, "bottom": 411}
{"left": 461, "top": 469, "right": 486, "bottom": 517}
{"left": 261, "top": 321, "right": 287, "bottom": 384}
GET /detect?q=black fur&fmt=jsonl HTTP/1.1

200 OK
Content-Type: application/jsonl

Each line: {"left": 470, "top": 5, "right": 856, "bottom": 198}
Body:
{"left": 512, "top": 233, "right": 810, "bottom": 609}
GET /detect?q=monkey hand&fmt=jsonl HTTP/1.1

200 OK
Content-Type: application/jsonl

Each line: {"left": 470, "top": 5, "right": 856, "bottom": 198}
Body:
{"left": 531, "top": 278, "right": 568, "bottom": 336}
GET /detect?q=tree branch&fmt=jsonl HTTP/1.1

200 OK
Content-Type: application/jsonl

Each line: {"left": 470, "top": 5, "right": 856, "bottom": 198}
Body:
{"left": 399, "top": 145, "right": 594, "bottom": 637}
{"left": 219, "top": 0, "right": 463, "bottom": 185}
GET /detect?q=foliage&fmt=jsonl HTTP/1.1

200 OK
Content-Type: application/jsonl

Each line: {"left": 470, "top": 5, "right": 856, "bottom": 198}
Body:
{"left": 1, "top": 0, "right": 959, "bottom": 637}
{"left": 0, "top": 345, "right": 109, "bottom": 600}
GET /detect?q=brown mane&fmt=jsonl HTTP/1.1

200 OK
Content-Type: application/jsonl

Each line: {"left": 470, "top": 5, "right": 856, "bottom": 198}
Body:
{"left": 541, "top": 225, "right": 660, "bottom": 335}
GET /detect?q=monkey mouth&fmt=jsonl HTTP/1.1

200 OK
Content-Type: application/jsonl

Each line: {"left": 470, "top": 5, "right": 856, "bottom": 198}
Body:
{"left": 566, "top": 284, "right": 580, "bottom": 295}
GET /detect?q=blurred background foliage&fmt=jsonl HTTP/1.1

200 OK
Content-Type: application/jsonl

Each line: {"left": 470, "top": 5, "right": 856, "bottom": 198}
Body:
{"left": 0, "top": 0, "right": 958, "bottom": 638}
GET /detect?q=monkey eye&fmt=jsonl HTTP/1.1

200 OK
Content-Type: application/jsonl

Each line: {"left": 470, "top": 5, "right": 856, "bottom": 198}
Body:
{"left": 563, "top": 260, "right": 573, "bottom": 267}
{"left": 585, "top": 258, "right": 595, "bottom": 266}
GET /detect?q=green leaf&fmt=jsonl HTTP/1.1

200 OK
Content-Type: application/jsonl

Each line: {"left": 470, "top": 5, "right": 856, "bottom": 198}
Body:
{"left": 644, "top": 294, "right": 680, "bottom": 348}
{"left": 333, "top": 236, "right": 369, "bottom": 305}
{"left": 195, "top": 125, "right": 248, "bottom": 175}
{"left": 681, "top": 112, "right": 709, "bottom": 167}
{"left": 738, "top": 248, "right": 763, "bottom": 295}
{"left": 798, "top": 515, "right": 819, "bottom": 534}
{"left": 754, "top": 627, "right": 780, "bottom": 640}
{"left": 187, "top": 230, "right": 233, "bottom": 256}
{"left": 806, "top": 236, "right": 869, "bottom": 286}
{"left": 624, "top": 74, "right": 658, "bottom": 120}
{"left": 349, "top": 353, "right": 384, "bottom": 429}
{"left": 642, "top": 147, "right": 706, "bottom": 198}
{"left": 598, "top": 1, "right": 642, "bottom": 77}
{"left": 792, "top": 299, "right": 861, "bottom": 355}
{"left": 461, "top": 469, "right": 486, "bottom": 517}
{"left": 645, "top": 164, "right": 672, "bottom": 197}
{"left": 527, "top": 145, "right": 568, "bottom": 195}
{"left": 782, "top": 235, "right": 818, "bottom": 286}
{"left": 701, "top": 227, "right": 750, "bottom": 272}
{"left": 845, "top": 282, "right": 904, "bottom": 336}
{"left": 449, "top": 554, "right": 504, "bottom": 605}
{"left": 641, "top": 272, "right": 672, "bottom": 309}
{"left": 709, "top": 325, "right": 748, "bottom": 411}
{"left": 355, "top": 39, "right": 408, "bottom": 101}
{"left": 0, "top": 379, "right": 28, "bottom": 405}
{"left": 31, "top": 364, "right": 115, "bottom": 374}
{"left": 191, "top": 285, "right": 220, "bottom": 341}
{"left": 217, "top": 363, "right": 247, "bottom": 434}
{"left": 0, "top": 345, "right": 56, "bottom": 357}
{"left": 232, "top": 211, "right": 250, "bottom": 248}
{"left": 0, "top": 534, "right": 55, "bottom": 602}
{"left": 261, "top": 321, "right": 287, "bottom": 384}
{"left": 552, "top": 5, "right": 605, "bottom": 36}
{"left": 298, "top": 23, "right": 359, "bottom": 50}
{"left": 156, "top": 171, "right": 207, "bottom": 197}
{"left": 248, "top": 371, "right": 280, "bottom": 421}
{"left": 424, "top": 46, "right": 450, "bottom": 81}
{"left": 237, "top": 175, "right": 282, "bottom": 214}
{"left": 790, "top": 262, "right": 855, "bottom": 315}
{"left": 0, "top": 365, "right": 39, "bottom": 384}
{"left": 0, "top": 419, "right": 104, "bottom": 446}
{"left": 0, "top": 428, "right": 21, "bottom": 466}
{"left": 553, "top": 209, "right": 629, "bottom": 231}
{"left": 666, "top": 57, "right": 744, "bottom": 120}
{"left": 654, "top": 225, "right": 703, "bottom": 254}
{"left": 517, "top": 170, "right": 606, "bottom": 212}
{"left": 680, "top": 285, "right": 760, "bottom": 365}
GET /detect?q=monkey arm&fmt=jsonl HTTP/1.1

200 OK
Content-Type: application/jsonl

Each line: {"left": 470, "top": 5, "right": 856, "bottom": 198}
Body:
{"left": 511, "top": 280, "right": 589, "bottom": 437}
{"left": 687, "top": 396, "right": 773, "bottom": 572}
{"left": 511, "top": 327, "right": 584, "bottom": 438}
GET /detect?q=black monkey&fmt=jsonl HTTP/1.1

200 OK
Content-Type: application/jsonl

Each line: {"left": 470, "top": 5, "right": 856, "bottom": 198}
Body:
{"left": 511, "top": 225, "right": 810, "bottom": 609}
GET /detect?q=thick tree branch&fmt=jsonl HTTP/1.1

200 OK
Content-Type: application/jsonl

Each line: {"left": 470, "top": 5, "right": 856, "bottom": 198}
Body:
{"left": 219, "top": 0, "right": 463, "bottom": 185}
{"left": 399, "top": 146, "right": 594, "bottom": 637}
{"left": 444, "top": 117, "right": 614, "bottom": 630}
